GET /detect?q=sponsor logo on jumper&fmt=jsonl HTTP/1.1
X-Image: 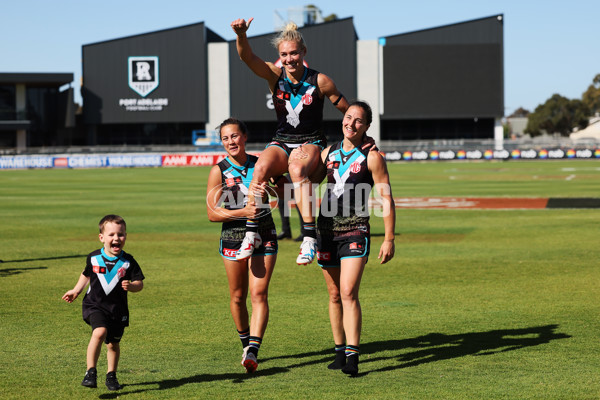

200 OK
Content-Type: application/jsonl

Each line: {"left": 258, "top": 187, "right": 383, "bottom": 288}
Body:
{"left": 93, "top": 265, "right": 107, "bottom": 274}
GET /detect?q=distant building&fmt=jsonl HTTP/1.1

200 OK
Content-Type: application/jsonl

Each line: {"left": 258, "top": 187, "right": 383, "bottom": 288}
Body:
{"left": 379, "top": 15, "right": 504, "bottom": 141}
{"left": 0, "top": 73, "right": 75, "bottom": 149}
{"left": 506, "top": 117, "right": 528, "bottom": 137}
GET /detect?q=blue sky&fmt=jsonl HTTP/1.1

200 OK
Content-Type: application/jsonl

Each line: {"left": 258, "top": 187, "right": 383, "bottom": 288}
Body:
{"left": 2, "top": 0, "right": 598, "bottom": 115}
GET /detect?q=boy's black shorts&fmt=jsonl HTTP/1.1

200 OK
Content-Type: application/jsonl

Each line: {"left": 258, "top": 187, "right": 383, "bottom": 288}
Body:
{"left": 88, "top": 312, "right": 125, "bottom": 344}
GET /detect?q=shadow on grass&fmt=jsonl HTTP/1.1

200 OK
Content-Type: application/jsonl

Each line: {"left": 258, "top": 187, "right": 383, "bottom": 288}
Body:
{"left": 0, "top": 254, "right": 86, "bottom": 277}
{"left": 356, "top": 324, "right": 570, "bottom": 377}
{"left": 98, "top": 367, "right": 289, "bottom": 398}
{"left": 0, "top": 266, "right": 48, "bottom": 277}
{"left": 0, "top": 254, "right": 86, "bottom": 264}
{"left": 98, "top": 324, "right": 570, "bottom": 394}
{"left": 265, "top": 324, "right": 570, "bottom": 378}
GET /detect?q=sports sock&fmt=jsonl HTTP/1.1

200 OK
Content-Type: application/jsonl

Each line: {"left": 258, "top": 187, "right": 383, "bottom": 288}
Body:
{"left": 237, "top": 327, "right": 250, "bottom": 348}
{"left": 342, "top": 345, "right": 359, "bottom": 375}
{"left": 301, "top": 220, "right": 316, "bottom": 239}
{"left": 248, "top": 336, "right": 262, "bottom": 356}
{"left": 327, "top": 344, "right": 347, "bottom": 369}
{"left": 245, "top": 220, "right": 259, "bottom": 233}
{"left": 345, "top": 344, "right": 359, "bottom": 358}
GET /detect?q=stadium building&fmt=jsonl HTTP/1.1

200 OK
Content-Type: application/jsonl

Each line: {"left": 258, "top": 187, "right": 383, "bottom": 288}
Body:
{"left": 2, "top": 14, "right": 505, "bottom": 150}
{"left": 0, "top": 73, "right": 75, "bottom": 149}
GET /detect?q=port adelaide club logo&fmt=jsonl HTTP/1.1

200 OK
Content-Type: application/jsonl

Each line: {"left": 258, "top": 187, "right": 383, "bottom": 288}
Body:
{"left": 128, "top": 56, "right": 159, "bottom": 97}
{"left": 120, "top": 56, "right": 168, "bottom": 111}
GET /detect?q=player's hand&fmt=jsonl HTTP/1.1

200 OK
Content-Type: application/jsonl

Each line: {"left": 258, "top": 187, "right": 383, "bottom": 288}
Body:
{"left": 231, "top": 18, "right": 253, "bottom": 36}
{"left": 378, "top": 240, "right": 395, "bottom": 264}
{"left": 121, "top": 280, "right": 131, "bottom": 291}
{"left": 249, "top": 181, "right": 267, "bottom": 199}
{"left": 289, "top": 145, "right": 309, "bottom": 163}
{"left": 361, "top": 135, "right": 378, "bottom": 152}
{"left": 243, "top": 199, "right": 261, "bottom": 219}
{"left": 62, "top": 290, "right": 78, "bottom": 303}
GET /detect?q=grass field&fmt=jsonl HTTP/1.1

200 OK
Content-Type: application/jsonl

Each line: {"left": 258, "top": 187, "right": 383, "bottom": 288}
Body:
{"left": 1, "top": 160, "right": 599, "bottom": 399}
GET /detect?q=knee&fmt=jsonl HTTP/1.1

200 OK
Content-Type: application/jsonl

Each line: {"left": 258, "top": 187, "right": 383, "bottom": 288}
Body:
{"left": 107, "top": 341, "right": 120, "bottom": 352}
{"left": 250, "top": 288, "right": 268, "bottom": 304}
{"left": 288, "top": 162, "right": 307, "bottom": 180}
{"left": 91, "top": 327, "right": 107, "bottom": 342}
{"left": 253, "top": 162, "right": 269, "bottom": 182}
{"left": 340, "top": 288, "right": 358, "bottom": 303}
{"left": 230, "top": 293, "right": 246, "bottom": 307}
{"left": 329, "top": 292, "right": 342, "bottom": 305}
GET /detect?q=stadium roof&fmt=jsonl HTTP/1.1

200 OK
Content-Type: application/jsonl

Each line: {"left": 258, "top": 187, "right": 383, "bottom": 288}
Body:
{"left": 0, "top": 73, "right": 73, "bottom": 86}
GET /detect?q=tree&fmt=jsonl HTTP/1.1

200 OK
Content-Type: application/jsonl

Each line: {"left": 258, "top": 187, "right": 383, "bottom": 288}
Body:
{"left": 525, "top": 94, "right": 589, "bottom": 137}
{"left": 508, "top": 107, "right": 530, "bottom": 118}
{"left": 582, "top": 73, "right": 600, "bottom": 115}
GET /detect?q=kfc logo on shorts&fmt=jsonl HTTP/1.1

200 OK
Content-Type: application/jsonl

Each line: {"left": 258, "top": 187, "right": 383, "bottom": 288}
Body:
{"left": 302, "top": 94, "right": 313, "bottom": 105}
{"left": 349, "top": 242, "right": 362, "bottom": 250}
{"left": 223, "top": 248, "right": 237, "bottom": 257}
{"left": 350, "top": 162, "right": 361, "bottom": 173}
{"left": 117, "top": 267, "right": 127, "bottom": 279}
{"left": 317, "top": 251, "right": 331, "bottom": 261}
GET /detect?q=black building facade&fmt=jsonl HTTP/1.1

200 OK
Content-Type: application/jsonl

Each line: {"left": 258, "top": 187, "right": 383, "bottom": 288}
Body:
{"left": 82, "top": 22, "right": 224, "bottom": 145}
{"left": 380, "top": 15, "right": 504, "bottom": 140}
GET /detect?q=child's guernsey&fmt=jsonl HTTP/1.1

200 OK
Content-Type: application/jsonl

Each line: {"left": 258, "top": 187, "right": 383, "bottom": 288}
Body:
{"left": 81, "top": 248, "right": 144, "bottom": 326}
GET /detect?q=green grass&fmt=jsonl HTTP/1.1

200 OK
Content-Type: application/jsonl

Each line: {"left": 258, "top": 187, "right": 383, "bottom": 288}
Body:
{"left": 0, "top": 160, "right": 599, "bottom": 399}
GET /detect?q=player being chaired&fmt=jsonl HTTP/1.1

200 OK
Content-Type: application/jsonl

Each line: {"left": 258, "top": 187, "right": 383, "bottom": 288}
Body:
{"left": 230, "top": 17, "right": 350, "bottom": 265}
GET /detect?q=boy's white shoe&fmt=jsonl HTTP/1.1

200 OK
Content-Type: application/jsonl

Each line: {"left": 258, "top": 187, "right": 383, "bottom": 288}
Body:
{"left": 296, "top": 237, "right": 317, "bottom": 265}
{"left": 241, "top": 346, "right": 258, "bottom": 373}
{"left": 236, "top": 232, "right": 261, "bottom": 260}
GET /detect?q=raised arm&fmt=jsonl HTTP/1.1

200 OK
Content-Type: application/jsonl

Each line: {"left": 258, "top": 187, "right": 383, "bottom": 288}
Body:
{"left": 368, "top": 151, "right": 396, "bottom": 264}
{"left": 231, "top": 18, "right": 280, "bottom": 87}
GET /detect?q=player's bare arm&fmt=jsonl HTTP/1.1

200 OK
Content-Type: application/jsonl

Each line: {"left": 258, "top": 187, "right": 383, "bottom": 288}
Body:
{"left": 368, "top": 151, "right": 396, "bottom": 264}
{"left": 231, "top": 18, "right": 280, "bottom": 88}
{"left": 317, "top": 73, "right": 349, "bottom": 113}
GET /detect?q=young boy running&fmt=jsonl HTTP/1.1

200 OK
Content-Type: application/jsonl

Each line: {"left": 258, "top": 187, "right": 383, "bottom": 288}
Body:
{"left": 62, "top": 214, "right": 145, "bottom": 390}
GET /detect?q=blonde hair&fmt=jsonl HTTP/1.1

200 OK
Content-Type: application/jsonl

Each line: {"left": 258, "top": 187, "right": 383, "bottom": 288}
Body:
{"left": 271, "top": 22, "right": 306, "bottom": 50}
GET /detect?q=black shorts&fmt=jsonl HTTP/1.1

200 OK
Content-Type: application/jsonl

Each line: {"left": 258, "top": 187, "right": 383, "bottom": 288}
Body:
{"left": 87, "top": 312, "right": 125, "bottom": 344}
{"left": 265, "top": 139, "right": 326, "bottom": 157}
{"left": 317, "top": 232, "right": 370, "bottom": 268}
{"left": 220, "top": 238, "right": 278, "bottom": 260}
